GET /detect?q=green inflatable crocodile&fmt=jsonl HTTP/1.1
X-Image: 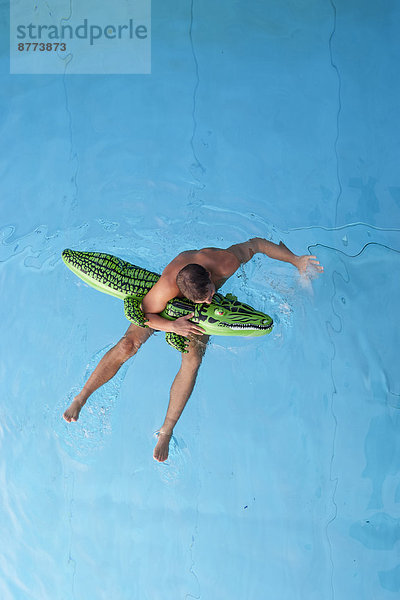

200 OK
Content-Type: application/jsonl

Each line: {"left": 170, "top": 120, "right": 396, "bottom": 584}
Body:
{"left": 62, "top": 249, "right": 273, "bottom": 352}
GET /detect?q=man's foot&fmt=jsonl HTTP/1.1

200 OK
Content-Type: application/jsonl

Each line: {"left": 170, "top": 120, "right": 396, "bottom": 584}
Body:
{"left": 63, "top": 397, "right": 85, "bottom": 422}
{"left": 153, "top": 431, "right": 172, "bottom": 462}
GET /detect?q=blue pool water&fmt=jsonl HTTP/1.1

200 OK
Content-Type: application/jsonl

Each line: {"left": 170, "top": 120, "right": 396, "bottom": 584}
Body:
{"left": 1, "top": 1, "right": 400, "bottom": 598}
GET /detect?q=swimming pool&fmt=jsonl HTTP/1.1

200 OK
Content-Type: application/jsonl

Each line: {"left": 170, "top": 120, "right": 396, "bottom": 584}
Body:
{"left": 1, "top": 1, "right": 400, "bottom": 598}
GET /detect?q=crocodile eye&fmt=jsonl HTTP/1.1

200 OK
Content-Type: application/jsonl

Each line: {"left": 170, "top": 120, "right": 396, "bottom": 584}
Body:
{"left": 214, "top": 308, "right": 224, "bottom": 316}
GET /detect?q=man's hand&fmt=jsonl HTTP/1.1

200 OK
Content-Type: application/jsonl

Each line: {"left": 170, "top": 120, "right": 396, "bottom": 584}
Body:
{"left": 294, "top": 255, "right": 324, "bottom": 275}
{"left": 172, "top": 313, "right": 205, "bottom": 337}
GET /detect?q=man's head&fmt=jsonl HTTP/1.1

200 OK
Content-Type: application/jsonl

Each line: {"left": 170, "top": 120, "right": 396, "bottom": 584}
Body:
{"left": 176, "top": 264, "right": 215, "bottom": 304}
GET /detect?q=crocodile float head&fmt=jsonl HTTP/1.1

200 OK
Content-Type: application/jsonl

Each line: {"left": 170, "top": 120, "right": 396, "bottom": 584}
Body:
{"left": 62, "top": 249, "right": 273, "bottom": 352}
{"left": 162, "top": 293, "right": 273, "bottom": 337}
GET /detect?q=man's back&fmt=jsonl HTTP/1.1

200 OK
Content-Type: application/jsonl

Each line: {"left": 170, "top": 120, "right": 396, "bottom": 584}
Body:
{"left": 162, "top": 247, "right": 240, "bottom": 290}
{"left": 141, "top": 246, "right": 240, "bottom": 332}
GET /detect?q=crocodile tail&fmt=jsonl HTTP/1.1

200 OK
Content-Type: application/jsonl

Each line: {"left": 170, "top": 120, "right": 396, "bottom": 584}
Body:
{"left": 62, "top": 249, "right": 160, "bottom": 299}
{"left": 165, "top": 332, "right": 190, "bottom": 353}
{"left": 124, "top": 297, "right": 148, "bottom": 328}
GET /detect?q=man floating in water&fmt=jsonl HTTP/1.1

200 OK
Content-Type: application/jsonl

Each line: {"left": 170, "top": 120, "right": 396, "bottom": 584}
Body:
{"left": 63, "top": 238, "right": 323, "bottom": 461}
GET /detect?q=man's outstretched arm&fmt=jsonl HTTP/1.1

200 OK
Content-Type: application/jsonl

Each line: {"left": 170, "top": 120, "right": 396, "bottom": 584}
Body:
{"left": 227, "top": 238, "right": 323, "bottom": 274}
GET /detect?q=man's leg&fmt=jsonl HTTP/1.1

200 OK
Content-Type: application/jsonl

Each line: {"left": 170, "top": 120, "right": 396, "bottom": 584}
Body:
{"left": 63, "top": 324, "right": 153, "bottom": 422}
{"left": 153, "top": 334, "right": 209, "bottom": 462}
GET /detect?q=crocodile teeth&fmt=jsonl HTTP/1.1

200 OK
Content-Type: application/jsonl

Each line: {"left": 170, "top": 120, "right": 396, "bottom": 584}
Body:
{"left": 218, "top": 323, "right": 272, "bottom": 330}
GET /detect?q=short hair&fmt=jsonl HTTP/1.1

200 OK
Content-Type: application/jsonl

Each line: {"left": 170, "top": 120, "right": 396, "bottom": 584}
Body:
{"left": 176, "top": 264, "right": 211, "bottom": 302}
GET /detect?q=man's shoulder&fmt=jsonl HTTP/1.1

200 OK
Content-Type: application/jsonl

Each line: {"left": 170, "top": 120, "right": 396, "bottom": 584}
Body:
{"left": 197, "top": 247, "right": 231, "bottom": 260}
{"left": 146, "top": 270, "right": 180, "bottom": 303}
{"left": 197, "top": 247, "right": 240, "bottom": 280}
{"left": 163, "top": 250, "right": 196, "bottom": 274}
{"left": 164, "top": 246, "right": 238, "bottom": 274}
{"left": 200, "top": 246, "right": 240, "bottom": 264}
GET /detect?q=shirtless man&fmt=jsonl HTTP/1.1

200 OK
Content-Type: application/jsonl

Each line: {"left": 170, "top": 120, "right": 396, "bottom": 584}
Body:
{"left": 63, "top": 238, "right": 322, "bottom": 462}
